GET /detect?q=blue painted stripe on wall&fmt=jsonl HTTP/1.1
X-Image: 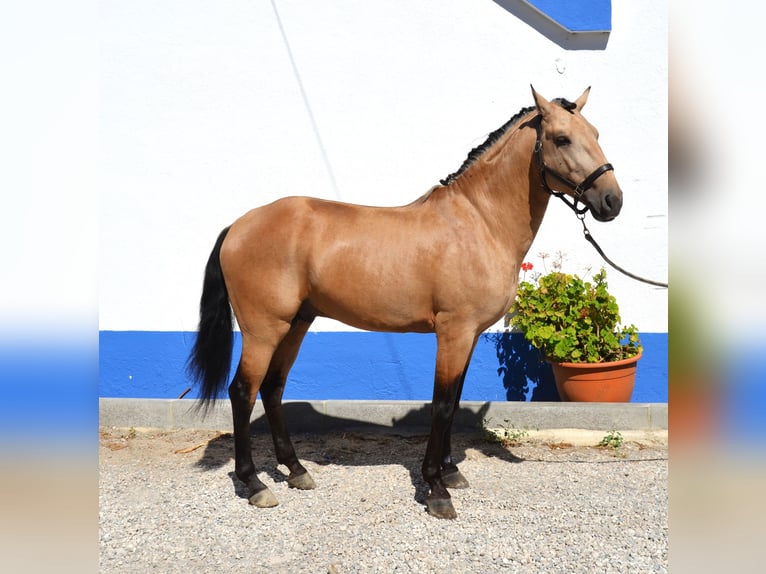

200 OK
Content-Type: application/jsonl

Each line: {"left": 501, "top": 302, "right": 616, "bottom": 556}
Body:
{"left": 526, "top": 0, "right": 611, "bottom": 32}
{"left": 99, "top": 331, "right": 667, "bottom": 403}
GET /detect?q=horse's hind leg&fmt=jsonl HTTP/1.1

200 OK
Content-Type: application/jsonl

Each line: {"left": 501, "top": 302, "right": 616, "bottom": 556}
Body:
{"left": 259, "top": 317, "right": 316, "bottom": 491}
{"left": 229, "top": 334, "right": 287, "bottom": 508}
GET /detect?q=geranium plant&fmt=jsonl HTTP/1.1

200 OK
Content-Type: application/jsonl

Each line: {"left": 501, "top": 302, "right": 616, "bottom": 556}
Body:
{"left": 509, "top": 254, "right": 641, "bottom": 364}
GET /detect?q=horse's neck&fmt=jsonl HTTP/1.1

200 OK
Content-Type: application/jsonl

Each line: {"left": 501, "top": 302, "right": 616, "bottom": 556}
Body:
{"left": 452, "top": 124, "right": 550, "bottom": 253}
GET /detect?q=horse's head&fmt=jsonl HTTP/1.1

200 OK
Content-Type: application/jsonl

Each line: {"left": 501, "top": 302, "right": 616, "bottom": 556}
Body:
{"left": 531, "top": 86, "right": 623, "bottom": 222}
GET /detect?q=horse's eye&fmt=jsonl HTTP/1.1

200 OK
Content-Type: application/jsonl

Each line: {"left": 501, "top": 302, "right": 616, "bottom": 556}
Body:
{"left": 554, "top": 135, "right": 571, "bottom": 147}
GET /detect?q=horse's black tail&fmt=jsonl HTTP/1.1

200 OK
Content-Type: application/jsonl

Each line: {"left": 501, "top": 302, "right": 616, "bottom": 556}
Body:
{"left": 187, "top": 226, "right": 234, "bottom": 414}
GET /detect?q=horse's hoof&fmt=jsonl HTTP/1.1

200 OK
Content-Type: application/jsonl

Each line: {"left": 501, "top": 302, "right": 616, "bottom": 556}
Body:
{"left": 288, "top": 471, "right": 316, "bottom": 490}
{"left": 426, "top": 497, "right": 457, "bottom": 520}
{"left": 442, "top": 468, "right": 470, "bottom": 489}
{"left": 248, "top": 487, "right": 279, "bottom": 508}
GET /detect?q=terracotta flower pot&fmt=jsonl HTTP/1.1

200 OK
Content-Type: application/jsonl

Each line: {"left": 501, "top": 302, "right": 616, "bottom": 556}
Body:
{"left": 550, "top": 351, "right": 642, "bottom": 402}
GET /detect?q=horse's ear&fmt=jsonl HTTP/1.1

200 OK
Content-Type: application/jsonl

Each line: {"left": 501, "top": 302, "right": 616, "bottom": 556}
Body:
{"left": 530, "top": 85, "right": 552, "bottom": 117}
{"left": 574, "top": 86, "right": 591, "bottom": 110}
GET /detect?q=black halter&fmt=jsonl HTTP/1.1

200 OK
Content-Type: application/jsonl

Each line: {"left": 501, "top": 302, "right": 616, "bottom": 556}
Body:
{"left": 534, "top": 116, "right": 614, "bottom": 217}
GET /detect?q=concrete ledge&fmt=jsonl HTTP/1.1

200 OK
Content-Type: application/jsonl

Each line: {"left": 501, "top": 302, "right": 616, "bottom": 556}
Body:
{"left": 99, "top": 398, "right": 667, "bottom": 433}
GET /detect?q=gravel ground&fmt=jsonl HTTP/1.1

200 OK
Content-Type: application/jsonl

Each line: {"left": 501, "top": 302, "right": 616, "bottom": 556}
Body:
{"left": 99, "top": 427, "right": 667, "bottom": 573}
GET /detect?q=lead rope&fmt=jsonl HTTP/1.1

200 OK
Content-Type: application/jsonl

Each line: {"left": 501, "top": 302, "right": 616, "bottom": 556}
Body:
{"left": 575, "top": 211, "right": 669, "bottom": 288}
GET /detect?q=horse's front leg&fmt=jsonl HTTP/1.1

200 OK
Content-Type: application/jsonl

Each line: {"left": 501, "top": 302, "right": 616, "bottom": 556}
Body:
{"left": 438, "top": 354, "right": 471, "bottom": 488}
{"left": 440, "top": 409, "right": 470, "bottom": 489}
{"left": 422, "top": 330, "right": 478, "bottom": 519}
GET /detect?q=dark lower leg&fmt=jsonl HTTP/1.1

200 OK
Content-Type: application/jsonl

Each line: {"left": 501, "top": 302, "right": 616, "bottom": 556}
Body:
{"left": 440, "top": 437, "right": 469, "bottom": 489}
{"left": 229, "top": 371, "right": 276, "bottom": 506}
{"left": 440, "top": 376, "right": 469, "bottom": 489}
{"left": 260, "top": 373, "right": 314, "bottom": 489}
{"left": 440, "top": 415, "right": 458, "bottom": 474}
{"left": 423, "top": 331, "right": 477, "bottom": 518}
{"left": 259, "top": 317, "right": 315, "bottom": 489}
{"left": 422, "top": 398, "right": 458, "bottom": 519}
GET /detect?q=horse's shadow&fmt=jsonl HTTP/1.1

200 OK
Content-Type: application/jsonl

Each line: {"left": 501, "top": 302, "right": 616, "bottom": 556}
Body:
{"left": 196, "top": 333, "right": 557, "bottom": 501}
{"left": 195, "top": 402, "right": 524, "bottom": 501}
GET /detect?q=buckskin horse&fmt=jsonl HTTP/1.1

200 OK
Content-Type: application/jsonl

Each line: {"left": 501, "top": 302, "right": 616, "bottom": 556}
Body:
{"left": 188, "top": 86, "right": 622, "bottom": 519}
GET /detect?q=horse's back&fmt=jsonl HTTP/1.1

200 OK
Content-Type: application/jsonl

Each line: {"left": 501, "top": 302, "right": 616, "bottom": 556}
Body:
{"left": 219, "top": 196, "right": 442, "bottom": 330}
{"left": 222, "top": 195, "right": 395, "bottom": 265}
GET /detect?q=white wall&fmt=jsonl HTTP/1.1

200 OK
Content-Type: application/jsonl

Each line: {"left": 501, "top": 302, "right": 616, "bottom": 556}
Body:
{"left": 99, "top": 0, "right": 667, "bottom": 333}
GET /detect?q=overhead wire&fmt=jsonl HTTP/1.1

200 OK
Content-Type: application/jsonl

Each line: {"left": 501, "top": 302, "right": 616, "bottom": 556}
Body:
{"left": 269, "top": 0, "right": 343, "bottom": 201}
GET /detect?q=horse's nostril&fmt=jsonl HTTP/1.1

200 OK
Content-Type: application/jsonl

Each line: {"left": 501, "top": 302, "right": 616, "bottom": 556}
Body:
{"left": 604, "top": 193, "right": 620, "bottom": 211}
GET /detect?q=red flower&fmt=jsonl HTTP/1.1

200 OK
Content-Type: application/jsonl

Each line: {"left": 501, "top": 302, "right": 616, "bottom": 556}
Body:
{"left": 521, "top": 262, "right": 533, "bottom": 272}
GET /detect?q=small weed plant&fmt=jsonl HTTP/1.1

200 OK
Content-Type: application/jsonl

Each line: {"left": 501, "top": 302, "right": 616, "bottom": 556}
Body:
{"left": 482, "top": 418, "right": 529, "bottom": 446}
{"left": 598, "top": 430, "right": 624, "bottom": 449}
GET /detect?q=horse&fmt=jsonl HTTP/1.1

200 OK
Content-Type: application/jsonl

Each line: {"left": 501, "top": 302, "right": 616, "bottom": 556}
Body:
{"left": 188, "top": 86, "right": 623, "bottom": 519}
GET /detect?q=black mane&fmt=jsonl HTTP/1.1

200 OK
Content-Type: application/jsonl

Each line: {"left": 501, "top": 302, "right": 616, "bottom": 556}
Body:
{"left": 439, "top": 98, "right": 575, "bottom": 186}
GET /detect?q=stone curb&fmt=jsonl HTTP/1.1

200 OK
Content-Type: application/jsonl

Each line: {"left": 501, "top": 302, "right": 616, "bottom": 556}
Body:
{"left": 99, "top": 398, "right": 667, "bottom": 434}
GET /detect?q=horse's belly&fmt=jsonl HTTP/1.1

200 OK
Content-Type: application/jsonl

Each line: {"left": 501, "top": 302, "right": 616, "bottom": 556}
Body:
{"left": 308, "top": 282, "right": 436, "bottom": 333}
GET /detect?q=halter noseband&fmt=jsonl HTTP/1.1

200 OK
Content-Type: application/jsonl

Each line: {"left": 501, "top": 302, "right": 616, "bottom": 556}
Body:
{"left": 534, "top": 116, "right": 614, "bottom": 217}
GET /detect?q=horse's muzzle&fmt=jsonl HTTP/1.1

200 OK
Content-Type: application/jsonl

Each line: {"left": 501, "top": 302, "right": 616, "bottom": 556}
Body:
{"left": 585, "top": 187, "right": 623, "bottom": 222}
